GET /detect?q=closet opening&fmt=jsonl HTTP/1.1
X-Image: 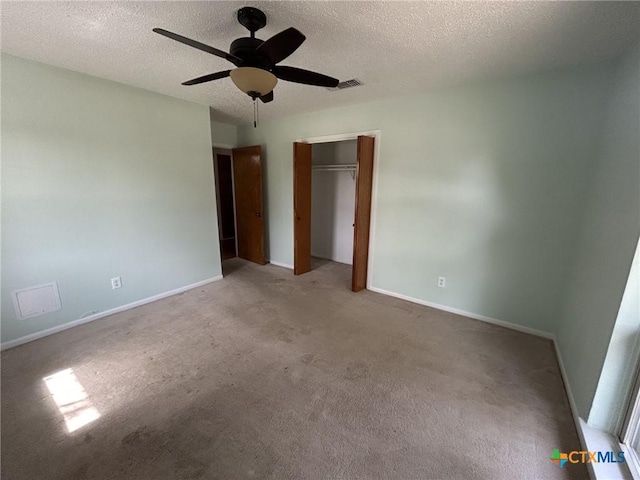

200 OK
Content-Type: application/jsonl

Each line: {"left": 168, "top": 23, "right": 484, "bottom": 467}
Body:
{"left": 293, "top": 134, "right": 376, "bottom": 292}
{"left": 310, "top": 140, "right": 357, "bottom": 285}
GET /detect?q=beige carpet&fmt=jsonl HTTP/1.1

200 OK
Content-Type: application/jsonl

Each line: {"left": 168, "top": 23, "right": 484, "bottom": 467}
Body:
{"left": 1, "top": 258, "right": 585, "bottom": 479}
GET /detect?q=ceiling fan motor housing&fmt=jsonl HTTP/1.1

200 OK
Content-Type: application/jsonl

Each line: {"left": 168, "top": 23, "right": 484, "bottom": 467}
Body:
{"left": 230, "top": 37, "right": 270, "bottom": 69}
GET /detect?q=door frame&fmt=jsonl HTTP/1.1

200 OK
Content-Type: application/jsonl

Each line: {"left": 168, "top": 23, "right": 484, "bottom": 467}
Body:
{"left": 293, "top": 130, "right": 381, "bottom": 290}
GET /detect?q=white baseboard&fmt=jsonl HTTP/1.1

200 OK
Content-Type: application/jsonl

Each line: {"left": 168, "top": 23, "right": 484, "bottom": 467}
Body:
{"left": 553, "top": 339, "right": 584, "bottom": 435}
{"left": 367, "top": 285, "right": 555, "bottom": 339}
{"left": 553, "top": 339, "right": 594, "bottom": 477}
{"left": 268, "top": 260, "right": 294, "bottom": 270}
{"left": 1, "top": 275, "right": 223, "bottom": 351}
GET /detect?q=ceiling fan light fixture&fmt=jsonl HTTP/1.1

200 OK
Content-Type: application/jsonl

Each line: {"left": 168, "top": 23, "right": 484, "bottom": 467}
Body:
{"left": 230, "top": 67, "right": 277, "bottom": 97}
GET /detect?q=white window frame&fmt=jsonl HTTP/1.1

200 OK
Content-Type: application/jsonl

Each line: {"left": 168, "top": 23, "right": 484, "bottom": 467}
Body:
{"left": 620, "top": 367, "right": 640, "bottom": 479}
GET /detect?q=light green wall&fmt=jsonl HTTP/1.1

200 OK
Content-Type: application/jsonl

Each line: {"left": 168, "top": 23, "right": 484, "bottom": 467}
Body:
{"left": 1, "top": 54, "right": 222, "bottom": 344}
{"left": 210, "top": 117, "right": 237, "bottom": 147}
{"left": 557, "top": 46, "right": 640, "bottom": 419}
{"left": 238, "top": 62, "right": 615, "bottom": 333}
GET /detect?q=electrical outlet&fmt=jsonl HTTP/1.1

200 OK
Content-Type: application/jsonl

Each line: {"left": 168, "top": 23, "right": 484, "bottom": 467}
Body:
{"left": 438, "top": 276, "right": 446, "bottom": 288}
{"left": 111, "top": 277, "right": 122, "bottom": 290}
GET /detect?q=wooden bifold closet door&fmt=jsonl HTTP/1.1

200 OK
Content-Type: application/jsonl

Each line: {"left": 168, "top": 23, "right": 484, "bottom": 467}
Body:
{"left": 351, "top": 136, "right": 375, "bottom": 292}
{"left": 293, "top": 142, "right": 312, "bottom": 275}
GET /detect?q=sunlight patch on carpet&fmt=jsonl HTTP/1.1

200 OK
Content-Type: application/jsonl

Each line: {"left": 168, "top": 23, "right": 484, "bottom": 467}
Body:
{"left": 43, "top": 368, "right": 100, "bottom": 433}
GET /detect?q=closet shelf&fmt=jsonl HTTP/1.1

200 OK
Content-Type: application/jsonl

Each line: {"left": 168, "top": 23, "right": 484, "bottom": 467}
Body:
{"left": 312, "top": 164, "right": 357, "bottom": 171}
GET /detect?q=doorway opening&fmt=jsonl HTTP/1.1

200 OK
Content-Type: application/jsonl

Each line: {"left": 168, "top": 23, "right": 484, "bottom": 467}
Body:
{"left": 213, "top": 145, "right": 266, "bottom": 272}
{"left": 213, "top": 148, "right": 237, "bottom": 260}
{"left": 293, "top": 133, "right": 377, "bottom": 292}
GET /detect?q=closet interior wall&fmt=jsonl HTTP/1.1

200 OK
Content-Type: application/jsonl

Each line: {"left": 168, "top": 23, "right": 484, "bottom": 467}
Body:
{"left": 311, "top": 140, "right": 357, "bottom": 265}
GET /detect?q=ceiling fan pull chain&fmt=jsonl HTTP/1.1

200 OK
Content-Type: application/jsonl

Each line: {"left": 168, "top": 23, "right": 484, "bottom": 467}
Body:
{"left": 253, "top": 98, "right": 257, "bottom": 128}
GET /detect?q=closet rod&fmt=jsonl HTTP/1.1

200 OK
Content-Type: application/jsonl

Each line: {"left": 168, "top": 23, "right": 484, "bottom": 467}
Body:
{"left": 312, "top": 164, "right": 357, "bottom": 171}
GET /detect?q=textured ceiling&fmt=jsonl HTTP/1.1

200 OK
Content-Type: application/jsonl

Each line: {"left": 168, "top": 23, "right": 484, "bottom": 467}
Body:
{"left": 2, "top": 1, "right": 639, "bottom": 125}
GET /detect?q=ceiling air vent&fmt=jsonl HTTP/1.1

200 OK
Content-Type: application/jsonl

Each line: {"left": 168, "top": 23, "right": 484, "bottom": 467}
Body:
{"left": 327, "top": 79, "right": 363, "bottom": 91}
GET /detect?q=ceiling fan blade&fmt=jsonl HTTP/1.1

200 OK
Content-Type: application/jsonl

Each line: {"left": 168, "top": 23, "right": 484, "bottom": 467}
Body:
{"left": 260, "top": 91, "right": 274, "bottom": 103}
{"left": 272, "top": 66, "right": 339, "bottom": 88}
{"left": 153, "top": 28, "right": 241, "bottom": 65}
{"left": 256, "top": 27, "right": 306, "bottom": 65}
{"left": 182, "top": 70, "right": 231, "bottom": 86}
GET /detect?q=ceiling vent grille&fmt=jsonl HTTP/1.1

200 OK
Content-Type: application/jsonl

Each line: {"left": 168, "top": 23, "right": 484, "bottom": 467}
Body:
{"left": 328, "top": 79, "right": 363, "bottom": 91}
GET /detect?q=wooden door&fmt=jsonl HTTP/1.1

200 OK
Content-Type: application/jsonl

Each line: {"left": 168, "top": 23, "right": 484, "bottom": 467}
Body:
{"left": 232, "top": 146, "right": 266, "bottom": 265}
{"left": 352, "top": 136, "right": 375, "bottom": 291}
{"left": 293, "top": 142, "right": 312, "bottom": 275}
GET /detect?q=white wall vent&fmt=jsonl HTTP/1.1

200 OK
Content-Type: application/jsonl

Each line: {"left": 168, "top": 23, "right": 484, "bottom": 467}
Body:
{"left": 327, "top": 79, "right": 363, "bottom": 91}
{"left": 12, "top": 282, "right": 62, "bottom": 320}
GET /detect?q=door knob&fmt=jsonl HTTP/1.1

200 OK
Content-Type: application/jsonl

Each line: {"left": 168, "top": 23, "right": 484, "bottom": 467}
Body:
{"left": 256, "top": 212, "right": 262, "bottom": 218}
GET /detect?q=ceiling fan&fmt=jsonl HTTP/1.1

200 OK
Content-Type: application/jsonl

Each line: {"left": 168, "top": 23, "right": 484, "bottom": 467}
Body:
{"left": 153, "top": 6, "right": 340, "bottom": 105}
